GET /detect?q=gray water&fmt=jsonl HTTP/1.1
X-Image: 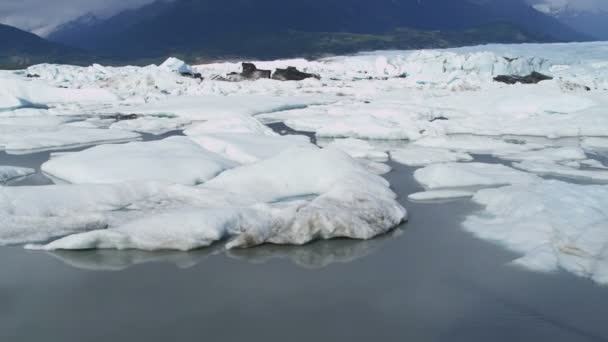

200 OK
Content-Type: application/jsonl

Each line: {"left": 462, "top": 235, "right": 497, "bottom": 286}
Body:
{"left": 1, "top": 130, "right": 608, "bottom": 341}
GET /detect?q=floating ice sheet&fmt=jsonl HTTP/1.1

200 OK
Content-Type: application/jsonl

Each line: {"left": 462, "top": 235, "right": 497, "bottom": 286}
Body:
{"left": 42, "top": 137, "right": 237, "bottom": 185}
{"left": 464, "top": 180, "right": 608, "bottom": 285}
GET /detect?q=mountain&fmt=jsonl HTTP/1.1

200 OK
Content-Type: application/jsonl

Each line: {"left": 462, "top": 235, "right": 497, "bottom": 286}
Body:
{"left": 530, "top": 2, "right": 608, "bottom": 40}
{"left": 558, "top": 11, "right": 608, "bottom": 40}
{"left": 0, "top": 23, "right": 92, "bottom": 69}
{"left": 47, "top": 0, "right": 588, "bottom": 60}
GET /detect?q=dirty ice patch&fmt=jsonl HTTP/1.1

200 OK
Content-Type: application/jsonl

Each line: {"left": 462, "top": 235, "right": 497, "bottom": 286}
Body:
{"left": 188, "top": 133, "right": 314, "bottom": 164}
{"left": 42, "top": 137, "right": 237, "bottom": 185}
{"left": 31, "top": 148, "right": 406, "bottom": 251}
{"left": 463, "top": 180, "right": 608, "bottom": 285}
{"left": 414, "top": 162, "right": 540, "bottom": 190}
{"left": 0, "top": 166, "right": 35, "bottom": 184}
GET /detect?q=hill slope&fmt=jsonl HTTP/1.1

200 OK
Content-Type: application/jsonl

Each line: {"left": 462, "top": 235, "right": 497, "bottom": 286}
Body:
{"left": 48, "top": 0, "right": 588, "bottom": 59}
{"left": 0, "top": 23, "right": 91, "bottom": 69}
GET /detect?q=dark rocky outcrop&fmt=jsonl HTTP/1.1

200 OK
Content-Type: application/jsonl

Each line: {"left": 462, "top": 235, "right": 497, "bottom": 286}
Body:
{"left": 272, "top": 67, "right": 320, "bottom": 81}
{"left": 103, "top": 114, "right": 140, "bottom": 121}
{"left": 180, "top": 71, "right": 204, "bottom": 80}
{"left": 215, "top": 62, "right": 271, "bottom": 82}
{"left": 493, "top": 71, "right": 553, "bottom": 85}
{"left": 241, "top": 62, "right": 271, "bottom": 80}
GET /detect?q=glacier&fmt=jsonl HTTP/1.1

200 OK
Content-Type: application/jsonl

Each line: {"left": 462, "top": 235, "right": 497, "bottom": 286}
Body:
{"left": 1, "top": 41, "right": 608, "bottom": 284}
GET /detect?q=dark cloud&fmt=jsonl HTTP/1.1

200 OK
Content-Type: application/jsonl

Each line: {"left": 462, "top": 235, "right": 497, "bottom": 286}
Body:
{"left": 0, "top": 0, "right": 161, "bottom": 35}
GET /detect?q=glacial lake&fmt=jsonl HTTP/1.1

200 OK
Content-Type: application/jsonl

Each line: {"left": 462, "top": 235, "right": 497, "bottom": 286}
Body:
{"left": 1, "top": 128, "right": 608, "bottom": 342}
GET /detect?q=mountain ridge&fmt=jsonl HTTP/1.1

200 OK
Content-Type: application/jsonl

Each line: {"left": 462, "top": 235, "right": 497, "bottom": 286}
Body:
{"left": 47, "top": 0, "right": 589, "bottom": 59}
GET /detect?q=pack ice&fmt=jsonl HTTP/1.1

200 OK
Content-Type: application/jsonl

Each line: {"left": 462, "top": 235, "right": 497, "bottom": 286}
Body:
{"left": 1, "top": 41, "right": 608, "bottom": 284}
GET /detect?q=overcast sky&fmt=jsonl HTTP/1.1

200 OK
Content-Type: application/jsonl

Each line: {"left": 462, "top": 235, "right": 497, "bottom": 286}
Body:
{"left": 0, "top": 0, "right": 160, "bottom": 35}
{"left": 1, "top": 0, "right": 607, "bottom": 36}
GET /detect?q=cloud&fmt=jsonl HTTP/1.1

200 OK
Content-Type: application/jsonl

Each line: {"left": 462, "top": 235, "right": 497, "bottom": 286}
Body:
{"left": 0, "top": 0, "right": 161, "bottom": 35}
{"left": 528, "top": 0, "right": 608, "bottom": 12}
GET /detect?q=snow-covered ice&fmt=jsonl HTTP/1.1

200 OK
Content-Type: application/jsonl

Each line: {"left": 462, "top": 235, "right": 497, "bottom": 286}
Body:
{"left": 414, "top": 162, "right": 539, "bottom": 191}
{"left": 188, "top": 133, "right": 314, "bottom": 164}
{"left": 0, "top": 166, "right": 35, "bottom": 184}
{"left": 322, "top": 138, "right": 389, "bottom": 162}
{"left": 513, "top": 161, "right": 608, "bottom": 183}
{"left": 391, "top": 146, "right": 473, "bottom": 167}
{"left": 0, "top": 124, "right": 141, "bottom": 153}
{"left": 41, "top": 137, "right": 237, "bottom": 185}
{"left": 27, "top": 148, "right": 406, "bottom": 251}
{"left": 582, "top": 138, "right": 608, "bottom": 152}
{"left": 464, "top": 180, "right": 608, "bottom": 285}
{"left": 408, "top": 190, "right": 475, "bottom": 202}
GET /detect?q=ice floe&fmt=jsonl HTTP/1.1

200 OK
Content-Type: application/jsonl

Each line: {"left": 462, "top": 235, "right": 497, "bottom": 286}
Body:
{"left": 41, "top": 137, "right": 237, "bottom": 185}
{"left": 18, "top": 148, "right": 406, "bottom": 250}
{"left": 513, "top": 161, "right": 608, "bottom": 183}
{"left": 0, "top": 124, "right": 141, "bottom": 154}
{"left": 464, "top": 180, "right": 608, "bottom": 285}
{"left": 408, "top": 190, "right": 476, "bottom": 202}
{"left": 391, "top": 146, "right": 473, "bottom": 167}
{"left": 414, "top": 162, "right": 539, "bottom": 190}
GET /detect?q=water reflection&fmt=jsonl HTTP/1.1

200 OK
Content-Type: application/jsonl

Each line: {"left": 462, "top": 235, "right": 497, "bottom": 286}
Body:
{"left": 46, "top": 229, "right": 403, "bottom": 271}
